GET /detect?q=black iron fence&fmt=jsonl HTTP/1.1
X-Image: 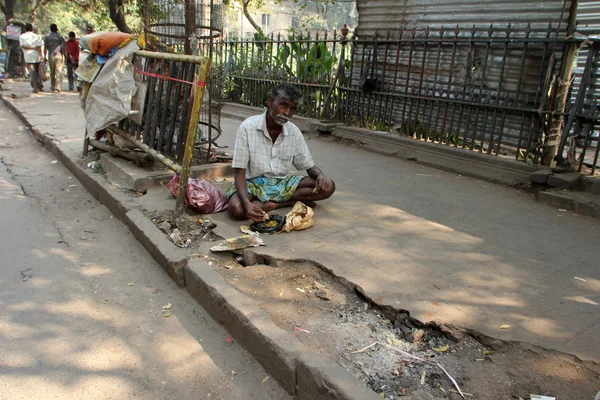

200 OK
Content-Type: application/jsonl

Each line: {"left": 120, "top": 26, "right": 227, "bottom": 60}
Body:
{"left": 557, "top": 42, "right": 600, "bottom": 175}
{"left": 222, "top": 30, "right": 352, "bottom": 119}
{"left": 343, "top": 24, "right": 577, "bottom": 163}
{"left": 221, "top": 25, "right": 599, "bottom": 173}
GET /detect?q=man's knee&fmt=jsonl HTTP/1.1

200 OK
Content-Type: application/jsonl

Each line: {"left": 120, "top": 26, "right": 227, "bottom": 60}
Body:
{"left": 322, "top": 180, "right": 336, "bottom": 199}
{"left": 228, "top": 201, "right": 246, "bottom": 220}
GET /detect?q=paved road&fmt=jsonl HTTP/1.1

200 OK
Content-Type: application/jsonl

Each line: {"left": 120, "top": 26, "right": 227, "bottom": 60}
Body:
{"left": 0, "top": 101, "right": 290, "bottom": 399}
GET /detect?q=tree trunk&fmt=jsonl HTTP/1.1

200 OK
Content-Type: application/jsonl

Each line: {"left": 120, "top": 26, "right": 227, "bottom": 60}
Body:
{"left": 108, "top": 0, "right": 132, "bottom": 33}
{"left": 3, "top": 0, "right": 16, "bottom": 21}
{"left": 4, "top": 0, "right": 25, "bottom": 78}
{"left": 242, "top": 0, "right": 263, "bottom": 37}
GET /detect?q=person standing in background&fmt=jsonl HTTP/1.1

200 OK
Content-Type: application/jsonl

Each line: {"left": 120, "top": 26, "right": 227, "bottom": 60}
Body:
{"left": 43, "top": 24, "right": 65, "bottom": 92}
{"left": 65, "top": 32, "right": 79, "bottom": 91}
{"left": 19, "top": 23, "right": 43, "bottom": 93}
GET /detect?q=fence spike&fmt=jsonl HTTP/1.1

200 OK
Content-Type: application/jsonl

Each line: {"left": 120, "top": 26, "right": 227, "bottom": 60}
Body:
{"left": 439, "top": 25, "right": 445, "bottom": 38}
{"left": 525, "top": 22, "right": 532, "bottom": 36}
{"left": 454, "top": 24, "right": 459, "bottom": 37}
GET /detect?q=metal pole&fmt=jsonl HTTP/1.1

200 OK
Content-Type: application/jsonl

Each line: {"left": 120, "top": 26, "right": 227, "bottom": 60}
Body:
{"left": 542, "top": 0, "right": 579, "bottom": 166}
{"left": 185, "top": 0, "right": 197, "bottom": 55}
{"left": 174, "top": 58, "right": 212, "bottom": 217}
{"left": 108, "top": 126, "right": 183, "bottom": 174}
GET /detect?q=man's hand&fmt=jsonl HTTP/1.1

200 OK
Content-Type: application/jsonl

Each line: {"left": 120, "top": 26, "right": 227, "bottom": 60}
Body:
{"left": 315, "top": 175, "right": 334, "bottom": 194}
{"left": 243, "top": 202, "right": 267, "bottom": 222}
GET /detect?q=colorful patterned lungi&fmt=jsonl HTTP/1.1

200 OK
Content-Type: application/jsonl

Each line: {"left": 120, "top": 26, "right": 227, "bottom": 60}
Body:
{"left": 225, "top": 175, "right": 304, "bottom": 203}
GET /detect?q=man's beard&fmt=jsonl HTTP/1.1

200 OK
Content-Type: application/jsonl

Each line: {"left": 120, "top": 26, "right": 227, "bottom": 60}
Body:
{"left": 271, "top": 110, "right": 289, "bottom": 126}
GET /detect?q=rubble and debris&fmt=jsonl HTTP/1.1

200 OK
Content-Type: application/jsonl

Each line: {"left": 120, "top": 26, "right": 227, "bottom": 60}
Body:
{"left": 20, "top": 268, "right": 33, "bottom": 281}
{"left": 169, "top": 228, "right": 191, "bottom": 248}
{"left": 315, "top": 289, "right": 332, "bottom": 300}
{"left": 158, "top": 221, "right": 171, "bottom": 233}
{"left": 413, "top": 329, "right": 426, "bottom": 344}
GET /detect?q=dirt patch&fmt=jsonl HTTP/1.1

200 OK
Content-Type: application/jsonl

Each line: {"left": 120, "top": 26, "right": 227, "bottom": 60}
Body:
{"left": 202, "top": 256, "right": 600, "bottom": 400}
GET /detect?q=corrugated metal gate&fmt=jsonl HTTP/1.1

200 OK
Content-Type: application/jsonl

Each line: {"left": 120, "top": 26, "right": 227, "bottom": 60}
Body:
{"left": 341, "top": 0, "right": 595, "bottom": 164}
{"left": 341, "top": 24, "right": 575, "bottom": 160}
{"left": 356, "top": 0, "right": 569, "bottom": 38}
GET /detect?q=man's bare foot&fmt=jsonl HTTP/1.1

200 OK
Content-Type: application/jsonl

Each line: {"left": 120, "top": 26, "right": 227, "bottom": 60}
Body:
{"left": 259, "top": 200, "right": 293, "bottom": 212}
{"left": 259, "top": 200, "right": 316, "bottom": 212}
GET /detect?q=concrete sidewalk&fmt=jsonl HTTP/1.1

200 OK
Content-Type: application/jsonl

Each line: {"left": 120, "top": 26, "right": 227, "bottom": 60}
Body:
{"left": 3, "top": 80, "right": 600, "bottom": 364}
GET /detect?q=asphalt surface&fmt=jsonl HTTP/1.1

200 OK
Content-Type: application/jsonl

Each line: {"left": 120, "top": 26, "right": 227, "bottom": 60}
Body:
{"left": 0, "top": 100, "right": 290, "bottom": 399}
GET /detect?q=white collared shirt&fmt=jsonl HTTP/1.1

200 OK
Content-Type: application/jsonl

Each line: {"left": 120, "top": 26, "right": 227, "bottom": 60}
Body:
{"left": 232, "top": 112, "right": 315, "bottom": 179}
{"left": 20, "top": 31, "right": 43, "bottom": 64}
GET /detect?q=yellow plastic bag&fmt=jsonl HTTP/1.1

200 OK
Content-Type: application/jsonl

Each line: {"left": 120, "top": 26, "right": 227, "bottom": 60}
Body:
{"left": 283, "top": 202, "right": 314, "bottom": 232}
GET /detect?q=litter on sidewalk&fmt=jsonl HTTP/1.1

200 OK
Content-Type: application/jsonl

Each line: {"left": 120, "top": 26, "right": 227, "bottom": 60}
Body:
{"left": 166, "top": 175, "right": 228, "bottom": 214}
{"left": 283, "top": 201, "right": 314, "bottom": 232}
{"left": 210, "top": 235, "right": 265, "bottom": 252}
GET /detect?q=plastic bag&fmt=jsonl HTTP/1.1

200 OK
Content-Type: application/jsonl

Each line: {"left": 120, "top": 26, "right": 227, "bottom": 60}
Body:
{"left": 80, "top": 31, "right": 134, "bottom": 56}
{"left": 166, "top": 175, "right": 228, "bottom": 214}
{"left": 283, "top": 202, "right": 314, "bottom": 232}
{"left": 39, "top": 62, "right": 49, "bottom": 82}
{"left": 84, "top": 40, "right": 139, "bottom": 137}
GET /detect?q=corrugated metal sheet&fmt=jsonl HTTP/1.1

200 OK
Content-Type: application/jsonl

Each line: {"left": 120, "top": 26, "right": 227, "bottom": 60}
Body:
{"left": 576, "top": 0, "right": 600, "bottom": 37}
{"left": 356, "top": 0, "right": 571, "bottom": 38}
{"left": 348, "top": 1, "right": 574, "bottom": 151}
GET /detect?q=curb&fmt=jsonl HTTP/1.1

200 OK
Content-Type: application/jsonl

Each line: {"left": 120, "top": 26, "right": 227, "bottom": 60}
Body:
{"left": 100, "top": 152, "right": 234, "bottom": 192}
{"left": 185, "top": 260, "right": 381, "bottom": 399}
{"left": 2, "top": 94, "right": 381, "bottom": 399}
{"left": 538, "top": 189, "right": 600, "bottom": 218}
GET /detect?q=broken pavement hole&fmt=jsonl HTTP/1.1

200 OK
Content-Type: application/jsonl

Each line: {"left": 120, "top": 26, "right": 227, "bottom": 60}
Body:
{"left": 143, "top": 213, "right": 600, "bottom": 398}
{"left": 207, "top": 252, "right": 600, "bottom": 400}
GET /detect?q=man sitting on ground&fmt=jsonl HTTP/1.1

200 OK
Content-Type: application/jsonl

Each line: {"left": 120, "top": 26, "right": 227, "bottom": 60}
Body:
{"left": 227, "top": 83, "right": 335, "bottom": 222}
